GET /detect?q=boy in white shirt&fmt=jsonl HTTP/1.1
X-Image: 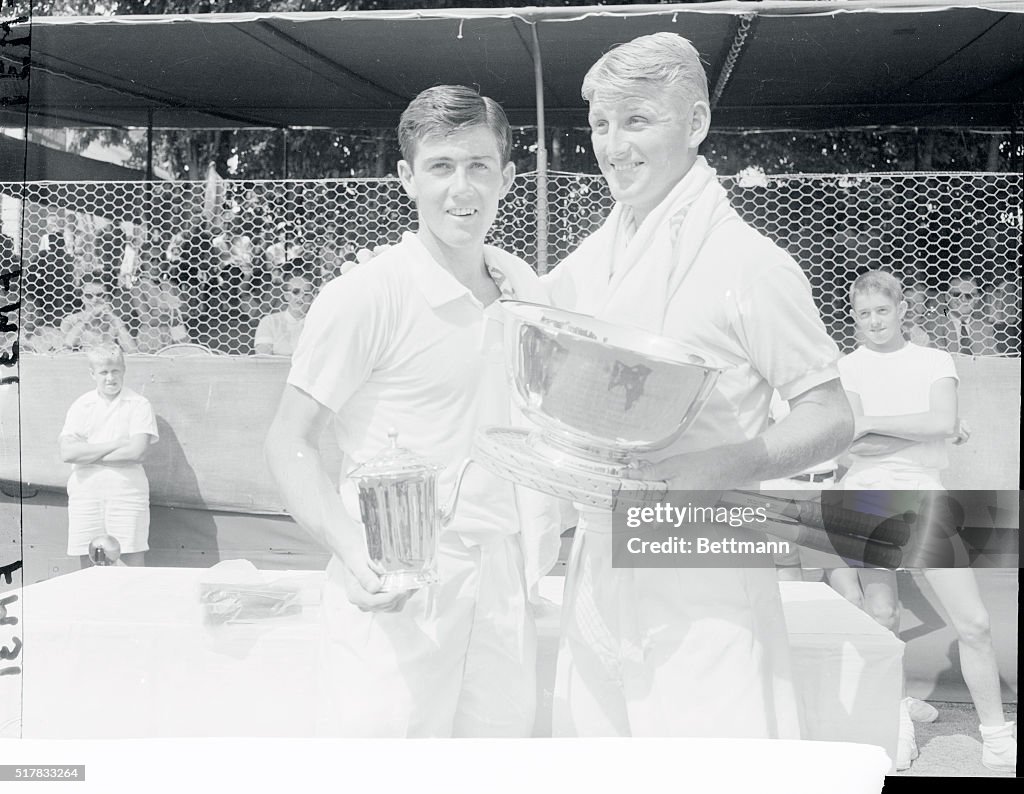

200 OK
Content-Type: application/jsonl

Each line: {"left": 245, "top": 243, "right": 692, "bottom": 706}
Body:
{"left": 59, "top": 345, "right": 159, "bottom": 567}
{"left": 832, "top": 270, "right": 1014, "bottom": 773}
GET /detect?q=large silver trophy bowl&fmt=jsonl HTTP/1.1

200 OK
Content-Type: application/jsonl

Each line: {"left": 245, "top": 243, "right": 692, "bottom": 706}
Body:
{"left": 473, "top": 301, "right": 724, "bottom": 510}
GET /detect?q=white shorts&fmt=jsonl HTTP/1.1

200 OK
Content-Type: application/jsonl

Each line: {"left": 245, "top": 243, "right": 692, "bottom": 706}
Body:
{"left": 66, "top": 465, "right": 150, "bottom": 555}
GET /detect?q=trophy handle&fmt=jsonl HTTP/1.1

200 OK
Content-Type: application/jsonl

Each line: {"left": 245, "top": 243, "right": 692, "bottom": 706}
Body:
{"left": 440, "top": 457, "right": 475, "bottom": 527}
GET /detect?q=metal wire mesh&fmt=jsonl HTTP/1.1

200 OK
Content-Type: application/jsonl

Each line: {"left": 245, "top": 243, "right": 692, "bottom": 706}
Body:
{"left": 4, "top": 171, "right": 1020, "bottom": 356}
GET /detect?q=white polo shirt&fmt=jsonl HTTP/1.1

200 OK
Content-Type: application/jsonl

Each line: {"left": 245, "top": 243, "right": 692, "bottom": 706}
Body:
{"left": 838, "top": 342, "right": 958, "bottom": 472}
{"left": 289, "top": 232, "right": 544, "bottom": 539}
{"left": 60, "top": 386, "right": 159, "bottom": 486}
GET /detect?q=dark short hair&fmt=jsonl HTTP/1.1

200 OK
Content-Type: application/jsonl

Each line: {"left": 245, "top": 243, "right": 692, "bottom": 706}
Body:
{"left": 398, "top": 85, "right": 513, "bottom": 166}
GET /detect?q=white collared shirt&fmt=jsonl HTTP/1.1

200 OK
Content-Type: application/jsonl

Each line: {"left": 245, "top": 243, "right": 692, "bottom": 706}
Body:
{"left": 288, "top": 232, "right": 543, "bottom": 539}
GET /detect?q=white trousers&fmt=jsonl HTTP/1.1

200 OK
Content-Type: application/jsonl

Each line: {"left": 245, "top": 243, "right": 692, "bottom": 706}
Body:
{"left": 316, "top": 529, "right": 536, "bottom": 737}
{"left": 553, "top": 512, "right": 802, "bottom": 738}
{"left": 66, "top": 465, "right": 150, "bottom": 555}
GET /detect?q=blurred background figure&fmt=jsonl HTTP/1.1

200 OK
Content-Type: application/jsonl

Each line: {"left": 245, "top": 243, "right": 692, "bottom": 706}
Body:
{"left": 987, "top": 278, "right": 1021, "bottom": 356}
{"left": 253, "top": 273, "right": 313, "bottom": 356}
{"left": 130, "top": 254, "right": 190, "bottom": 353}
{"left": 316, "top": 237, "right": 359, "bottom": 283}
{"left": 902, "top": 283, "right": 939, "bottom": 347}
{"left": 18, "top": 295, "right": 64, "bottom": 354}
{"left": 60, "top": 275, "right": 137, "bottom": 352}
{"left": 936, "top": 275, "right": 996, "bottom": 355}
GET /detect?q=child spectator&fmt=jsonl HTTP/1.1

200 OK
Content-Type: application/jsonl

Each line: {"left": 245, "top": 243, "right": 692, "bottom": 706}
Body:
{"left": 831, "top": 270, "right": 1015, "bottom": 773}
{"left": 59, "top": 345, "right": 159, "bottom": 567}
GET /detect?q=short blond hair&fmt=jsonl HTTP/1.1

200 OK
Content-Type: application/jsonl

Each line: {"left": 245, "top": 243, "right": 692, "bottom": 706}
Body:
{"left": 850, "top": 270, "right": 903, "bottom": 306}
{"left": 86, "top": 344, "right": 125, "bottom": 369}
{"left": 582, "top": 33, "right": 709, "bottom": 111}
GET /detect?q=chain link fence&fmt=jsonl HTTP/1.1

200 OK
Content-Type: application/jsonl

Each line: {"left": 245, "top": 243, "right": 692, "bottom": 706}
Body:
{"left": 3, "top": 171, "right": 1020, "bottom": 356}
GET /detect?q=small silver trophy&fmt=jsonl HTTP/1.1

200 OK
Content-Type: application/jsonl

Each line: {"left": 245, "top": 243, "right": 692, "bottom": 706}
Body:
{"left": 349, "top": 431, "right": 469, "bottom": 592}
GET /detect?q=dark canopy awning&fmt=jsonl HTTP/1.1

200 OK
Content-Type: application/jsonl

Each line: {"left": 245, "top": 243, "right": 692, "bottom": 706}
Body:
{"left": 3, "top": 1, "right": 1023, "bottom": 132}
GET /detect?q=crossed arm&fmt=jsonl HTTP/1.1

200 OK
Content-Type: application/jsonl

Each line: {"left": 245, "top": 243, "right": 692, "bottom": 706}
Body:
{"left": 846, "top": 377, "right": 964, "bottom": 457}
{"left": 59, "top": 433, "right": 152, "bottom": 465}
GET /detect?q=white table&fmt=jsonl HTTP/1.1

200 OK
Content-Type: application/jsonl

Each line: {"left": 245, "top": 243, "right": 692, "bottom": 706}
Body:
{"left": 2, "top": 567, "right": 902, "bottom": 769}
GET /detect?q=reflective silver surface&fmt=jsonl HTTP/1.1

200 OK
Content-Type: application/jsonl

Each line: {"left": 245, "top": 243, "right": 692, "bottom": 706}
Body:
{"left": 356, "top": 475, "right": 440, "bottom": 592}
{"left": 349, "top": 432, "right": 444, "bottom": 592}
{"left": 503, "top": 301, "right": 723, "bottom": 473}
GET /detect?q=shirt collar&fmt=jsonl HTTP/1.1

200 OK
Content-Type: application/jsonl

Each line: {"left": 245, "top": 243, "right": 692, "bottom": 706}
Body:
{"left": 402, "top": 232, "right": 521, "bottom": 307}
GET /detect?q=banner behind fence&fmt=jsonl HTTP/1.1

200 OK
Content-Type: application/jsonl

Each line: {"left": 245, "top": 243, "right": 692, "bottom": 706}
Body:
{"left": 3, "top": 172, "right": 1020, "bottom": 357}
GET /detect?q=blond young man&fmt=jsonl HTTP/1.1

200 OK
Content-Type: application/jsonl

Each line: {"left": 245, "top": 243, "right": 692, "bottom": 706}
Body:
{"left": 542, "top": 33, "right": 854, "bottom": 739}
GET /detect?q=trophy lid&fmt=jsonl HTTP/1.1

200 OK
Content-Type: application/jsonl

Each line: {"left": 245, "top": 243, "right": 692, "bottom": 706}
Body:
{"left": 348, "top": 429, "right": 443, "bottom": 483}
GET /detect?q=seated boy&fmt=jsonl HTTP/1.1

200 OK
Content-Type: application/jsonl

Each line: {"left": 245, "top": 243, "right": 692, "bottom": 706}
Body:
{"left": 831, "top": 270, "right": 1014, "bottom": 773}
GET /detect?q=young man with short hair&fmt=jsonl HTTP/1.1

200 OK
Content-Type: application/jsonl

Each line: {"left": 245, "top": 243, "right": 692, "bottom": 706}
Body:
{"left": 265, "top": 85, "right": 555, "bottom": 737}
{"left": 59, "top": 344, "right": 158, "bottom": 567}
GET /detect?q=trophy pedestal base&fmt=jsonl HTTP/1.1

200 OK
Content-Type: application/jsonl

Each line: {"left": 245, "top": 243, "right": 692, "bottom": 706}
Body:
{"left": 379, "top": 567, "right": 438, "bottom": 593}
{"left": 474, "top": 427, "right": 667, "bottom": 511}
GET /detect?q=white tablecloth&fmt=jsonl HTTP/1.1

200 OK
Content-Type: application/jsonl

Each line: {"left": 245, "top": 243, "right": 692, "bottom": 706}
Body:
{"left": 2, "top": 567, "right": 901, "bottom": 769}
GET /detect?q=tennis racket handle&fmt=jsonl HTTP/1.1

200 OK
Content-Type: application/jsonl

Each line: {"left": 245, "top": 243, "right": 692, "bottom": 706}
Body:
{"left": 761, "top": 521, "right": 903, "bottom": 569}
{"left": 793, "top": 499, "right": 911, "bottom": 546}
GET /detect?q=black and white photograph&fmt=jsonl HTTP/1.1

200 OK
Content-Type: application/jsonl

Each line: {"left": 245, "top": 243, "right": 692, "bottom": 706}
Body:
{"left": 0, "top": 1, "right": 1020, "bottom": 792}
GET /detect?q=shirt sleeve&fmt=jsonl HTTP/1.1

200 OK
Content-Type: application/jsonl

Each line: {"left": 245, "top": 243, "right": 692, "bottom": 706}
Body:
{"left": 130, "top": 397, "right": 160, "bottom": 442}
{"left": 287, "top": 266, "right": 394, "bottom": 413}
{"left": 929, "top": 349, "right": 959, "bottom": 384}
{"left": 733, "top": 258, "right": 841, "bottom": 401}
{"left": 836, "top": 351, "right": 862, "bottom": 398}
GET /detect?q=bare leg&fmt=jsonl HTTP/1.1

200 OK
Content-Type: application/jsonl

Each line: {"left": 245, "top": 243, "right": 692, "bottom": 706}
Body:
{"left": 119, "top": 551, "right": 146, "bottom": 567}
{"left": 826, "top": 568, "right": 864, "bottom": 608}
{"left": 858, "top": 569, "right": 900, "bottom": 635}
{"left": 921, "top": 568, "right": 1006, "bottom": 727}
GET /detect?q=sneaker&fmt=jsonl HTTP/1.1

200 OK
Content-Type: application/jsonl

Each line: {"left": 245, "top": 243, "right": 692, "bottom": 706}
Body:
{"left": 980, "top": 721, "right": 1017, "bottom": 773}
{"left": 903, "top": 696, "right": 939, "bottom": 723}
{"left": 896, "top": 700, "right": 919, "bottom": 771}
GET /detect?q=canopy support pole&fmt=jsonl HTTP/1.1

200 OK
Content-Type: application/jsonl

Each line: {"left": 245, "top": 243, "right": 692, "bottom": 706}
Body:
{"left": 145, "top": 110, "right": 154, "bottom": 180}
{"left": 529, "top": 22, "right": 549, "bottom": 275}
{"left": 281, "top": 128, "right": 289, "bottom": 180}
